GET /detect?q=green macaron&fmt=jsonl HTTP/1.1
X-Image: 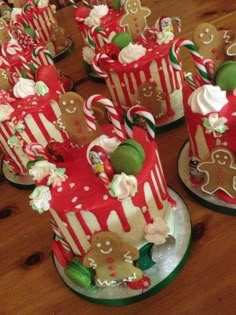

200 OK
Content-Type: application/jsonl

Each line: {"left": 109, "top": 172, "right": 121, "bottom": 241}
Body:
{"left": 110, "top": 139, "right": 145, "bottom": 175}
{"left": 64, "top": 257, "right": 93, "bottom": 289}
{"left": 215, "top": 61, "right": 236, "bottom": 91}
{"left": 111, "top": 32, "right": 132, "bottom": 50}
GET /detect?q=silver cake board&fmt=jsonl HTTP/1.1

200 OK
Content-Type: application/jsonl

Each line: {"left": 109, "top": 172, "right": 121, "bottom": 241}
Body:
{"left": 178, "top": 141, "right": 236, "bottom": 216}
{"left": 52, "top": 188, "right": 192, "bottom": 305}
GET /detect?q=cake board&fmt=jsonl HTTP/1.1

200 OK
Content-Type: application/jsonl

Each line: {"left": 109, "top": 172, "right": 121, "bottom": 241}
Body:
{"left": 52, "top": 188, "right": 192, "bottom": 306}
{"left": 53, "top": 37, "right": 75, "bottom": 63}
{"left": 178, "top": 141, "right": 236, "bottom": 216}
{"left": 1, "top": 157, "right": 34, "bottom": 189}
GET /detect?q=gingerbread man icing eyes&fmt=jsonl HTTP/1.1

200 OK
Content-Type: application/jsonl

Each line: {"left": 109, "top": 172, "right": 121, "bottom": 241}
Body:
{"left": 193, "top": 22, "right": 234, "bottom": 67}
{"left": 55, "top": 92, "right": 102, "bottom": 147}
{"left": 197, "top": 147, "right": 236, "bottom": 198}
{"left": 119, "top": 0, "right": 151, "bottom": 41}
{"left": 83, "top": 231, "right": 143, "bottom": 287}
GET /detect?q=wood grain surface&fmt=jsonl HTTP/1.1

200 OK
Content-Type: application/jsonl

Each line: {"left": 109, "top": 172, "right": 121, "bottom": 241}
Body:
{"left": 0, "top": 2, "right": 236, "bottom": 314}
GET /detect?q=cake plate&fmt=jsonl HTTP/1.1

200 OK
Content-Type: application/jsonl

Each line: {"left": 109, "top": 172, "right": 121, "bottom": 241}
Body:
{"left": 53, "top": 37, "right": 75, "bottom": 63}
{"left": 1, "top": 158, "right": 34, "bottom": 189}
{"left": 52, "top": 188, "right": 192, "bottom": 305}
{"left": 178, "top": 141, "right": 236, "bottom": 216}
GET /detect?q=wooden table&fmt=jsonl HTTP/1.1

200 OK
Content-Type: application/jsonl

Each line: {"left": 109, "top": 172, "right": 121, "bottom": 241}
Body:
{"left": 1, "top": 2, "right": 236, "bottom": 314}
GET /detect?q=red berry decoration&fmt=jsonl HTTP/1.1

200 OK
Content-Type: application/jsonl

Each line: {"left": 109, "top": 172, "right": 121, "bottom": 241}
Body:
{"left": 35, "top": 65, "right": 60, "bottom": 87}
{"left": 99, "top": 43, "right": 120, "bottom": 60}
{"left": 126, "top": 275, "right": 151, "bottom": 290}
{"left": 17, "top": 29, "right": 36, "bottom": 50}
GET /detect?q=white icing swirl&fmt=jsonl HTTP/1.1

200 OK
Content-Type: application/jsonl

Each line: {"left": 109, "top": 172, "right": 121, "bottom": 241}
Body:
{"left": 118, "top": 43, "right": 146, "bottom": 64}
{"left": 156, "top": 30, "right": 174, "bottom": 44}
{"left": 0, "top": 104, "right": 14, "bottom": 122}
{"left": 29, "top": 160, "right": 56, "bottom": 182}
{"left": 47, "top": 168, "right": 68, "bottom": 187}
{"left": 109, "top": 172, "right": 138, "bottom": 200}
{"left": 13, "top": 78, "right": 36, "bottom": 98}
{"left": 188, "top": 84, "right": 228, "bottom": 115}
{"left": 87, "top": 135, "right": 121, "bottom": 162}
{"left": 84, "top": 5, "right": 109, "bottom": 26}
{"left": 37, "top": 0, "right": 49, "bottom": 8}
{"left": 29, "top": 186, "right": 51, "bottom": 213}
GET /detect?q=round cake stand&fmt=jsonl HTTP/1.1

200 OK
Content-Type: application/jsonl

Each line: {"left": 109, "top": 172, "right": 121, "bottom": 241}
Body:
{"left": 52, "top": 188, "right": 192, "bottom": 306}
{"left": 53, "top": 37, "right": 75, "bottom": 63}
{"left": 178, "top": 141, "right": 236, "bottom": 216}
{"left": 1, "top": 159, "right": 34, "bottom": 189}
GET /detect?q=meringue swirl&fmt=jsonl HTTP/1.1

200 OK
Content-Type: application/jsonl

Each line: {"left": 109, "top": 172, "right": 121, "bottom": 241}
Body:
{"left": 118, "top": 43, "right": 146, "bottom": 64}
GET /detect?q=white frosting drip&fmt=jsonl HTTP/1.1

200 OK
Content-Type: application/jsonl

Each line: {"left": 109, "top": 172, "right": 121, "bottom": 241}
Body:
{"left": 13, "top": 78, "right": 36, "bottom": 98}
{"left": 84, "top": 5, "right": 109, "bottom": 26}
{"left": 188, "top": 84, "right": 228, "bottom": 115}
{"left": 118, "top": 43, "right": 146, "bottom": 64}
{"left": 87, "top": 135, "right": 121, "bottom": 162}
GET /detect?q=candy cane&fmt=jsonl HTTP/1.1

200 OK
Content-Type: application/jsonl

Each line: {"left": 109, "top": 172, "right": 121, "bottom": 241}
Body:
{"left": 92, "top": 53, "right": 115, "bottom": 79}
{"left": 87, "top": 25, "right": 107, "bottom": 49}
{"left": 124, "top": 105, "right": 156, "bottom": 139}
{"left": 32, "top": 46, "right": 54, "bottom": 68}
{"left": 24, "top": 143, "right": 48, "bottom": 161}
{"left": 69, "top": 0, "right": 77, "bottom": 8}
{"left": 169, "top": 39, "right": 211, "bottom": 88}
{"left": 171, "top": 17, "right": 182, "bottom": 32}
{"left": 84, "top": 94, "right": 125, "bottom": 141}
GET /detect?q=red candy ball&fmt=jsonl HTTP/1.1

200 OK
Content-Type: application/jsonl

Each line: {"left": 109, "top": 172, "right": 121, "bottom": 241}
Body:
{"left": 126, "top": 275, "right": 151, "bottom": 290}
{"left": 35, "top": 65, "right": 60, "bottom": 87}
{"left": 99, "top": 43, "right": 120, "bottom": 60}
{"left": 74, "top": 6, "right": 90, "bottom": 19}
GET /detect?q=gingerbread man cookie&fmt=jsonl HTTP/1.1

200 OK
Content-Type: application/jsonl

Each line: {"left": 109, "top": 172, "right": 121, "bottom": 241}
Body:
{"left": 136, "top": 81, "right": 167, "bottom": 120}
{"left": 56, "top": 92, "right": 102, "bottom": 147}
{"left": 193, "top": 23, "right": 233, "bottom": 68}
{"left": 119, "top": 0, "right": 151, "bottom": 41}
{"left": 0, "top": 18, "right": 10, "bottom": 47}
{"left": 50, "top": 23, "right": 68, "bottom": 54}
{"left": 83, "top": 231, "right": 143, "bottom": 287}
{"left": 197, "top": 147, "right": 236, "bottom": 197}
{"left": 12, "top": 0, "right": 26, "bottom": 8}
{"left": 0, "top": 68, "right": 11, "bottom": 91}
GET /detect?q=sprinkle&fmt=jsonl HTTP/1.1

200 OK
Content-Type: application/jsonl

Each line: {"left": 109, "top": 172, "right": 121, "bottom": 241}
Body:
{"left": 72, "top": 196, "right": 78, "bottom": 203}
{"left": 142, "top": 206, "right": 148, "bottom": 213}
{"left": 84, "top": 186, "right": 90, "bottom": 191}
{"left": 69, "top": 182, "right": 75, "bottom": 188}
{"left": 57, "top": 187, "right": 63, "bottom": 192}
{"left": 103, "top": 194, "right": 109, "bottom": 200}
{"left": 75, "top": 204, "right": 82, "bottom": 209}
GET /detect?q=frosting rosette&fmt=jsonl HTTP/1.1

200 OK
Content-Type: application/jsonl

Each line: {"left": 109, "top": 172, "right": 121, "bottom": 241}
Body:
{"left": 0, "top": 103, "right": 14, "bottom": 122}
{"left": 47, "top": 168, "right": 68, "bottom": 187}
{"left": 109, "top": 172, "right": 138, "bottom": 200}
{"left": 188, "top": 84, "right": 228, "bottom": 115}
{"left": 13, "top": 78, "right": 36, "bottom": 98}
{"left": 84, "top": 5, "right": 109, "bottom": 26}
{"left": 29, "top": 186, "right": 51, "bottom": 213}
{"left": 35, "top": 81, "right": 49, "bottom": 96}
{"left": 118, "top": 43, "right": 146, "bottom": 64}
{"left": 82, "top": 46, "right": 95, "bottom": 65}
{"left": 144, "top": 217, "right": 170, "bottom": 245}
{"left": 29, "top": 160, "right": 56, "bottom": 182}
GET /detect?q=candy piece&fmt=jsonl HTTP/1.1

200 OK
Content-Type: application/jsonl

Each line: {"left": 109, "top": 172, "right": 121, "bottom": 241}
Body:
{"left": 99, "top": 43, "right": 120, "bottom": 60}
{"left": 126, "top": 275, "right": 151, "bottom": 290}
{"left": 74, "top": 5, "right": 90, "bottom": 20}
{"left": 64, "top": 257, "right": 93, "bottom": 289}
{"left": 89, "top": 145, "right": 114, "bottom": 179}
{"left": 110, "top": 139, "right": 145, "bottom": 175}
{"left": 215, "top": 61, "right": 236, "bottom": 91}
{"left": 111, "top": 32, "right": 132, "bottom": 50}
{"left": 35, "top": 65, "right": 60, "bottom": 85}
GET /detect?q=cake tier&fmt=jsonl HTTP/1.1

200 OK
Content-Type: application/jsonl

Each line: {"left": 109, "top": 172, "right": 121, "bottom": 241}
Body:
{"left": 48, "top": 125, "right": 175, "bottom": 257}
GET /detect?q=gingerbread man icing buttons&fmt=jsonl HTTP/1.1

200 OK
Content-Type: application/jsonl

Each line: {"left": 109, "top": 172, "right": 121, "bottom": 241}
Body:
{"left": 56, "top": 92, "right": 102, "bottom": 147}
{"left": 0, "top": 68, "right": 11, "bottom": 91}
{"left": 136, "top": 81, "right": 167, "bottom": 120}
{"left": 83, "top": 231, "right": 143, "bottom": 287}
{"left": 197, "top": 147, "right": 236, "bottom": 198}
{"left": 119, "top": 0, "right": 151, "bottom": 41}
{"left": 193, "top": 22, "right": 233, "bottom": 67}
{"left": 0, "top": 18, "right": 10, "bottom": 47}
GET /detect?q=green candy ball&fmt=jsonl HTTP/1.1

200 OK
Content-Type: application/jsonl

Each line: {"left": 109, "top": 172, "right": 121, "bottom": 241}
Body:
{"left": 111, "top": 32, "right": 132, "bottom": 50}
{"left": 215, "top": 61, "right": 236, "bottom": 91}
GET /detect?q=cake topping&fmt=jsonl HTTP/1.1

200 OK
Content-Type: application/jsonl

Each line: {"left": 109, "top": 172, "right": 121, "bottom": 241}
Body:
{"left": 118, "top": 42, "right": 146, "bottom": 64}
{"left": 13, "top": 77, "right": 36, "bottom": 98}
{"left": 188, "top": 84, "right": 228, "bottom": 115}
{"left": 29, "top": 185, "right": 52, "bottom": 213}
{"left": 84, "top": 4, "right": 109, "bottom": 26}
{"left": 35, "top": 81, "right": 49, "bottom": 96}
{"left": 109, "top": 172, "right": 137, "bottom": 200}
{"left": 0, "top": 103, "right": 14, "bottom": 122}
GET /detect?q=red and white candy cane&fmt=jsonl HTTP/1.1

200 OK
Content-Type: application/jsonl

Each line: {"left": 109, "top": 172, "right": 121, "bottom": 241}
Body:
{"left": 169, "top": 39, "right": 211, "bottom": 89}
{"left": 84, "top": 94, "right": 125, "bottom": 141}
{"left": 92, "top": 53, "right": 115, "bottom": 79}
{"left": 24, "top": 143, "right": 48, "bottom": 161}
{"left": 32, "top": 46, "right": 54, "bottom": 69}
{"left": 125, "top": 105, "right": 156, "bottom": 139}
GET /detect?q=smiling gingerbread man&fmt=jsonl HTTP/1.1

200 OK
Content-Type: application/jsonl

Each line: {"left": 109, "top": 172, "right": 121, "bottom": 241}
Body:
{"left": 193, "top": 22, "right": 234, "bottom": 67}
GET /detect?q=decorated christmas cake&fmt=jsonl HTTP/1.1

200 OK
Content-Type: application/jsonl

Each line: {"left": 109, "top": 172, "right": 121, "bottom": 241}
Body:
{"left": 27, "top": 95, "right": 191, "bottom": 304}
